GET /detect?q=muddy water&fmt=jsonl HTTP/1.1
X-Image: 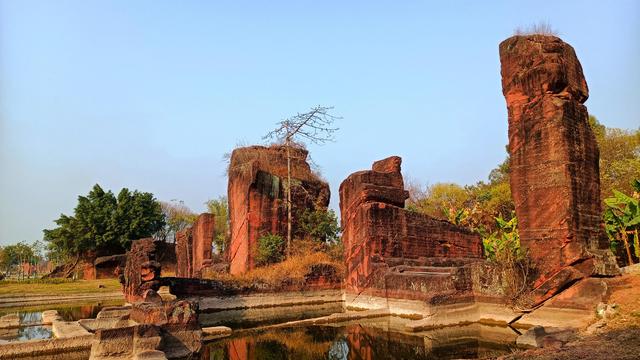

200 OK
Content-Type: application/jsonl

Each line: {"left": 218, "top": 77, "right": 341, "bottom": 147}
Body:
{"left": 204, "top": 317, "right": 520, "bottom": 360}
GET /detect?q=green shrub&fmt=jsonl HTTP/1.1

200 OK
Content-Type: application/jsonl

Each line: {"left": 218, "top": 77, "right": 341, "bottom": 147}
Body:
{"left": 296, "top": 209, "right": 341, "bottom": 244}
{"left": 603, "top": 179, "right": 640, "bottom": 265}
{"left": 256, "top": 233, "right": 285, "bottom": 266}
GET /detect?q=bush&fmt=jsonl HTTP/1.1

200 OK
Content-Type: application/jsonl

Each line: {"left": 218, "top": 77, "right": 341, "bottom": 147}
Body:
{"left": 296, "top": 209, "right": 341, "bottom": 244}
{"left": 481, "top": 215, "right": 534, "bottom": 308}
{"left": 481, "top": 215, "right": 521, "bottom": 261}
{"left": 256, "top": 233, "right": 285, "bottom": 266}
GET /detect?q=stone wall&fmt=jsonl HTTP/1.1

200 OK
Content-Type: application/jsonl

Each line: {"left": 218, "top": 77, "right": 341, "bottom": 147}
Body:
{"left": 175, "top": 213, "right": 215, "bottom": 278}
{"left": 94, "top": 254, "right": 127, "bottom": 279}
{"left": 121, "top": 238, "right": 162, "bottom": 303}
{"left": 339, "top": 156, "right": 483, "bottom": 301}
{"left": 499, "top": 35, "right": 618, "bottom": 302}
{"left": 227, "top": 145, "right": 330, "bottom": 274}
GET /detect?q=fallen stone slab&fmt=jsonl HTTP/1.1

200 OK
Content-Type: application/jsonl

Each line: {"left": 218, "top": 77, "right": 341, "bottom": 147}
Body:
{"left": 0, "top": 314, "right": 19, "bottom": 329}
{"left": 622, "top": 263, "right": 640, "bottom": 275}
{"left": 514, "top": 278, "right": 608, "bottom": 329}
{"left": 96, "top": 306, "right": 131, "bottom": 320}
{"left": 53, "top": 320, "right": 92, "bottom": 338}
{"left": 42, "top": 310, "right": 63, "bottom": 325}
{"left": 0, "top": 334, "right": 93, "bottom": 358}
{"left": 134, "top": 350, "right": 168, "bottom": 360}
{"left": 79, "top": 318, "right": 136, "bottom": 332}
{"left": 516, "top": 326, "right": 577, "bottom": 349}
{"left": 202, "top": 326, "right": 232, "bottom": 341}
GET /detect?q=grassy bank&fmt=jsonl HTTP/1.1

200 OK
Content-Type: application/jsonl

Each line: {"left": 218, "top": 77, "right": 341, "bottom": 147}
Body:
{"left": 0, "top": 278, "right": 121, "bottom": 297}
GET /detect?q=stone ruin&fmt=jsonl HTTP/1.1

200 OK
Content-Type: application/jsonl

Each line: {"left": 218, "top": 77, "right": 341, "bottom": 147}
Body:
{"left": 88, "top": 35, "right": 624, "bottom": 359}
{"left": 113, "top": 237, "right": 201, "bottom": 359}
{"left": 340, "top": 156, "right": 484, "bottom": 304}
{"left": 176, "top": 213, "right": 215, "bottom": 278}
{"left": 227, "top": 145, "right": 330, "bottom": 274}
{"left": 500, "top": 35, "right": 618, "bottom": 304}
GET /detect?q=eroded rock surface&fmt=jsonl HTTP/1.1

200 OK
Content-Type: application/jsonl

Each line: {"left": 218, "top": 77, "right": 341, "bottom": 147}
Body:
{"left": 499, "top": 35, "right": 618, "bottom": 303}
{"left": 176, "top": 213, "right": 215, "bottom": 278}
{"left": 121, "top": 238, "right": 162, "bottom": 304}
{"left": 227, "top": 145, "right": 330, "bottom": 274}
{"left": 340, "top": 156, "right": 483, "bottom": 303}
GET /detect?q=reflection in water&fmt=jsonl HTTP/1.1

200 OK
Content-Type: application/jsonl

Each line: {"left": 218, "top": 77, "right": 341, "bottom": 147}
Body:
{"left": 0, "top": 299, "right": 123, "bottom": 322}
{"left": 0, "top": 300, "right": 123, "bottom": 342}
{"left": 203, "top": 322, "right": 518, "bottom": 360}
{"left": 0, "top": 325, "right": 52, "bottom": 342}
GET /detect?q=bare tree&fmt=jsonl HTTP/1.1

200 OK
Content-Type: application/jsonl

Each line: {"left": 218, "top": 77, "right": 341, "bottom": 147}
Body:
{"left": 264, "top": 105, "right": 340, "bottom": 257}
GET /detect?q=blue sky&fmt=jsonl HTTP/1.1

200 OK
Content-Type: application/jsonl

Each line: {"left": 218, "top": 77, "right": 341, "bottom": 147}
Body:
{"left": 1, "top": 1, "right": 638, "bottom": 245}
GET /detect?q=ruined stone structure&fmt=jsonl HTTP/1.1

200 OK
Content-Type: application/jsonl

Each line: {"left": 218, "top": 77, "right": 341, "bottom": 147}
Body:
{"left": 500, "top": 35, "right": 618, "bottom": 303}
{"left": 228, "top": 145, "right": 330, "bottom": 274}
{"left": 121, "top": 238, "right": 162, "bottom": 304}
{"left": 340, "top": 156, "right": 484, "bottom": 303}
{"left": 94, "top": 254, "right": 127, "bottom": 279}
{"left": 176, "top": 213, "right": 215, "bottom": 278}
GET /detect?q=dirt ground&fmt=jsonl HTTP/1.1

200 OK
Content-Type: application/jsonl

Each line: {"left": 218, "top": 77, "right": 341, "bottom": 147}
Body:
{"left": 498, "top": 272, "right": 640, "bottom": 360}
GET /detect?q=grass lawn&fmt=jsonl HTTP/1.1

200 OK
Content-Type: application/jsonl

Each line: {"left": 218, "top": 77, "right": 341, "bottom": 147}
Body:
{"left": 0, "top": 278, "right": 122, "bottom": 297}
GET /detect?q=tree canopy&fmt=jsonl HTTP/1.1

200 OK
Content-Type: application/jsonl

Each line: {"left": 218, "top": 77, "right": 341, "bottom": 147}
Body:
{"left": 206, "top": 196, "right": 229, "bottom": 255}
{"left": 43, "top": 184, "right": 165, "bottom": 259}
{"left": 589, "top": 115, "right": 640, "bottom": 201}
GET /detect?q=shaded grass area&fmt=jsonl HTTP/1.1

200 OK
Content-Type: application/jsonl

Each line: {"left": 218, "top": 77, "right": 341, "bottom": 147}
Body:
{"left": 0, "top": 278, "right": 121, "bottom": 297}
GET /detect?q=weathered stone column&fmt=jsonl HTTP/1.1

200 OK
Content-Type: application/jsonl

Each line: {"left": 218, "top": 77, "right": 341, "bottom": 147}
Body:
{"left": 500, "top": 35, "right": 617, "bottom": 301}
{"left": 176, "top": 213, "right": 215, "bottom": 278}
{"left": 227, "top": 145, "right": 330, "bottom": 274}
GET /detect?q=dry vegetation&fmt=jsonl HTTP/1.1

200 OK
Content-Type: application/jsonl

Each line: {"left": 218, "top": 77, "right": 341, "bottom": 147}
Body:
{"left": 204, "top": 240, "right": 344, "bottom": 291}
{"left": 514, "top": 22, "right": 558, "bottom": 36}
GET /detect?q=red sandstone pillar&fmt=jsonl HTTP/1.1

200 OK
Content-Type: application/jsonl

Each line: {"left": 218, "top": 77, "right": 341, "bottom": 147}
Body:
{"left": 500, "top": 35, "right": 617, "bottom": 298}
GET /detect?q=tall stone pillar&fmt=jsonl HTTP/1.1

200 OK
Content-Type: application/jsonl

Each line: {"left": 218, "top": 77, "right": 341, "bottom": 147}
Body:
{"left": 499, "top": 35, "right": 617, "bottom": 300}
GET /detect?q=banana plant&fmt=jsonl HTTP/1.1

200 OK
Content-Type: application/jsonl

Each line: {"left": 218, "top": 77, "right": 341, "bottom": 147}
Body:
{"left": 482, "top": 214, "right": 520, "bottom": 261}
{"left": 603, "top": 179, "right": 640, "bottom": 265}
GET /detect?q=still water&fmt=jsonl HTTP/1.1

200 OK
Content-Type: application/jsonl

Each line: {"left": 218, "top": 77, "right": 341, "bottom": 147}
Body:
{"left": 204, "top": 318, "right": 519, "bottom": 360}
{"left": 0, "top": 299, "right": 123, "bottom": 342}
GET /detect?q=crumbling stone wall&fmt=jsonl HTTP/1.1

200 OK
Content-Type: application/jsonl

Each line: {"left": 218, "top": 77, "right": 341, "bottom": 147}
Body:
{"left": 339, "top": 156, "right": 483, "bottom": 299}
{"left": 500, "top": 35, "right": 618, "bottom": 301}
{"left": 176, "top": 213, "right": 214, "bottom": 278}
{"left": 121, "top": 238, "right": 162, "bottom": 303}
{"left": 94, "top": 254, "right": 127, "bottom": 279}
{"left": 227, "top": 145, "right": 330, "bottom": 274}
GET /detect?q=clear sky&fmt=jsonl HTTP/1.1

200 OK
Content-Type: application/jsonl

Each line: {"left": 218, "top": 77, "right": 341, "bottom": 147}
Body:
{"left": 1, "top": 1, "right": 638, "bottom": 246}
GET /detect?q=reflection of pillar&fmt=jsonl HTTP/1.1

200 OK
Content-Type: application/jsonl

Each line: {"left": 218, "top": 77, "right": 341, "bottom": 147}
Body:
{"left": 346, "top": 325, "right": 374, "bottom": 360}
{"left": 227, "top": 338, "right": 250, "bottom": 360}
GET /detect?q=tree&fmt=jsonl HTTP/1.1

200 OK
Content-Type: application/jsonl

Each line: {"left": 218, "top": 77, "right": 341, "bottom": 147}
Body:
{"left": 205, "top": 197, "right": 229, "bottom": 255}
{"left": 603, "top": 180, "right": 640, "bottom": 265}
{"left": 297, "top": 208, "right": 341, "bottom": 244}
{"left": 263, "top": 105, "right": 340, "bottom": 257}
{"left": 0, "top": 242, "right": 34, "bottom": 277}
{"left": 44, "top": 184, "right": 165, "bottom": 259}
{"left": 589, "top": 115, "right": 640, "bottom": 200}
{"left": 155, "top": 200, "right": 198, "bottom": 243}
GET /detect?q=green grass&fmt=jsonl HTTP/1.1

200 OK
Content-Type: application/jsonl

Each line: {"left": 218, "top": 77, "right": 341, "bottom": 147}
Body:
{"left": 0, "top": 278, "right": 122, "bottom": 297}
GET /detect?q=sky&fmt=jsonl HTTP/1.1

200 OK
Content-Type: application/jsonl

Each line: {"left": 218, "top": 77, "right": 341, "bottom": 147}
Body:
{"left": 1, "top": 1, "right": 638, "bottom": 246}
